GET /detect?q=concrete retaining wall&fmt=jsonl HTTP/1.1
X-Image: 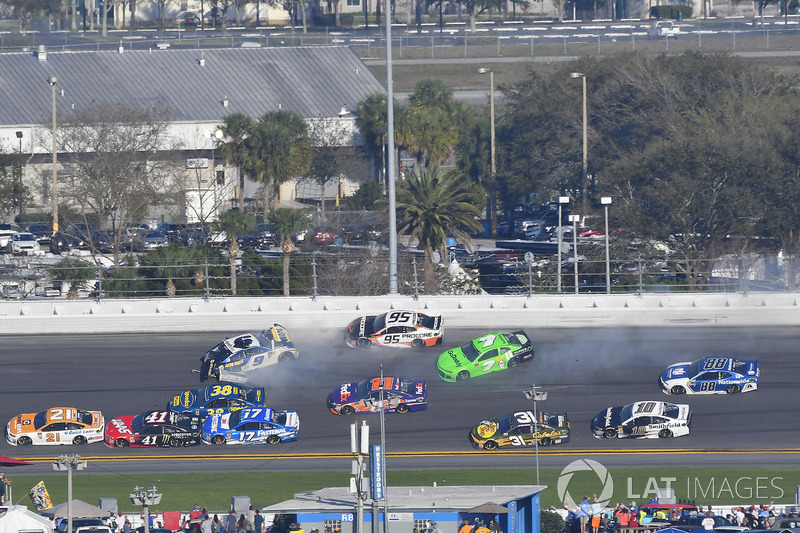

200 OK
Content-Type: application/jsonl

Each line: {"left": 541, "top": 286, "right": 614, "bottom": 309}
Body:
{"left": 1, "top": 292, "right": 799, "bottom": 334}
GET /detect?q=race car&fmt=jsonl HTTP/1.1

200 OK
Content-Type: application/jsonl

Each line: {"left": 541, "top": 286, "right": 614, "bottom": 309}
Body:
{"left": 168, "top": 384, "right": 267, "bottom": 419}
{"left": 196, "top": 323, "right": 298, "bottom": 383}
{"left": 104, "top": 410, "right": 202, "bottom": 448}
{"left": 345, "top": 310, "right": 443, "bottom": 348}
{"left": 591, "top": 400, "right": 691, "bottom": 439}
{"left": 5, "top": 407, "right": 104, "bottom": 446}
{"left": 327, "top": 377, "right": 427, "bottom": 415}
{"left": 436, "top": 330, "right": 534, "bottom": 382}
{"left": 202, "top": 407, "right": 299, "bottom": 445}
{"left": 660, "top": 356, "right": 759, "bottom": 395}
{"left": 469, "top": 410, "right": 570, "bottom": 450}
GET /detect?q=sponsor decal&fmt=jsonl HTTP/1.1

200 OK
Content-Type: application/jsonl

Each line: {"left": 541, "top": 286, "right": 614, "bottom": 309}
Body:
{"left": 448, "top": 351, "right": 461, "bottom": 367}
{"left": 476, "top": 421, "right": 498, "bottom": 438}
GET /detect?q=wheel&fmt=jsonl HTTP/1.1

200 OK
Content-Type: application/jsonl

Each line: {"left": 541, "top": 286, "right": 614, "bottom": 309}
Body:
{"left": 72, "top": 435, "right": 87, "bottom": 445}
{"left": 266, "top": 435, "right": 281, "bottom": 445}
{"left": 17, "top": 436, "right": 32, "bottom": 446}
{"left": 483, "top": 440, "right": 498, "bottom": 451}
{"left": 395, "top": 404, "right": 410, "bottom": 414}
{"left": 539, "top": 437, "right": 552, "bottom": 446}
{"left": 603, "top": 428, "right": 617, "bottom": 439}
{"left": 726, "top": 384, "right": 741, "bottom": 394}
{"left": 115, "top": 438, "right": 129, "bottom": 448}
{"left": 357, "top": 338, "right": 371, "bottom": 348}
{"left": 341, "top": 405, "right": 355, "bottom": 415}
{"left": 659, "top": 428, "right": 673, "bottom": 438}
{"left": 456, "top": 370, "right": 470, "bottom": 382}
{"left": 508, "top": 357, "right": 520, "bottom": 368}
{"left": 211, "top": 435, "right": 226, "bottom": 445}
{"left": 670, "top": 385, "right": 686, "bottom": 394}
{"left": 411, "top": 339, "right": 425, "bottom": 349}
{"left": 278, "top": 351, "right": 294, "bottom": 363}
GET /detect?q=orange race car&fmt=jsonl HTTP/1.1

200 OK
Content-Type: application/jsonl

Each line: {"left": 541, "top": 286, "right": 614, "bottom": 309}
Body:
{"left": 6, "top": 407, "right": 104, "bottom": 446}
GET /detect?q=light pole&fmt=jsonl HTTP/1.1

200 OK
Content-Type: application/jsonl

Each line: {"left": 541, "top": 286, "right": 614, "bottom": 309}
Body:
{"left": 131, "top": 486, "right": 162, "bottom": 533}
{"left": 570, "top": 72, "right": 588, "bottom": 212}
{"left": 385, "top": 0, "right": 398, "bottom": 294}
{"left": 523, "top": 385, "right": 547, "bottom": 486}
{"left": 15, "top": 131, "right": 22, "bottom": 216}
{"left": 569, "top": 214, "right": 580, "bottom": 293}
{"left": 557, "top": 196, "right": 569, "bottom": 293}
{"left": 53, "top": 454, "right": 87, "bottom": 533}
{"left": 601, "top": 197, "right": 612, "bottom": 294}
{"left": 49, "top": 76, "right": 59, "bottom": 235}
{"left": 479, "top": 67, "right": 496, "bottom": 237}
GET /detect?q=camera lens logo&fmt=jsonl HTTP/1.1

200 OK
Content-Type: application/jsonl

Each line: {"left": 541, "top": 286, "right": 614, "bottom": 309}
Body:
{"left": 557, "top": 459, "right": 613, "bottom": 508}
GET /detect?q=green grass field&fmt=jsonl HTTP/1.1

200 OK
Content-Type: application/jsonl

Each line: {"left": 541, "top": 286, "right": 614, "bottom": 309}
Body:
{"left": 5, "top": 466, "right": 796, "bottom": 514}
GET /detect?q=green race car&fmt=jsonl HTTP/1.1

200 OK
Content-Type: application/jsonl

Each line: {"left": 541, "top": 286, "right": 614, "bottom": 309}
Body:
{"left": 436, "top": 330, "right": 534, "bottom": 382}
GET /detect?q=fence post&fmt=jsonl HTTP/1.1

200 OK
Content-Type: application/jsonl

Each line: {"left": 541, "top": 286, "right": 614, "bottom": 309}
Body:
{"left": 412, "top": 255, "right": 420, "bottom": 300}
{"left": 312, "top": 257, "right": 318, "bottom": 300}
{"left": 96, "top": 265, "right": 103, "bottom": 302}
{"left": 638, "top": 253, "right": 643, "bottom": 296}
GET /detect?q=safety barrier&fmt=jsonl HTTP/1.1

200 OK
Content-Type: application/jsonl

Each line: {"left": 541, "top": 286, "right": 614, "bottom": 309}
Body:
{"left": 1, "top": 292, "right": 798, "bottom": 334}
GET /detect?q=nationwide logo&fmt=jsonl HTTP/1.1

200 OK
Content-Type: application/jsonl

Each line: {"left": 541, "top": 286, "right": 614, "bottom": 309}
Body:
{"left": 557, "top": 459, "right": 614, "bottom": 508}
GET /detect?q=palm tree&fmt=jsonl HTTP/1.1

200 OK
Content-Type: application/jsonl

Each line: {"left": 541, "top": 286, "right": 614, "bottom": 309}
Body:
{"left": 48, "top": 257, "right": 96, "bottom": 299}
{"left": 217, "top": 114, "right": 254, "bottom": 212}
{"left": 395, "top": 165, "right": 483, "bottom": 293}
{"left": 246, "top": 111, "right": 311, "bottom": 221}
{"left": 356, "top": 93, "right": 389, "bottom": 184}
{"left": 268, "top": 207, "right": 311, "bottom": 296}
{"left": 214, "top": 210, "right": 254, "bottom": 295}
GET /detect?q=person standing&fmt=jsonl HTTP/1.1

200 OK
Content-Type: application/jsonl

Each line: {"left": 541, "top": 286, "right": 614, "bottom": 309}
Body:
{"left": 701, "top": 512, "right": 715, "bottom": 531}
{"left": 225, "top": 510, "right": 237, "bottom": 533}
{"left": 254, "top": 510, "right": 264, "bottom": 533}
{"left": 459, "top": 520, "right": 472, "bottom": 533}
{"left": 202, "top": 515, "right": 214, "bottom": 533}
{"left": 579, "top": 497, "right": 591, "bottom": 533}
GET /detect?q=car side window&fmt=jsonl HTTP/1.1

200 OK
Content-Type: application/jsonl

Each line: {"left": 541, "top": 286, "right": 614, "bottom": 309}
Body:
{"left": 64, "top": 423, "right": 83, "bottom": 430}
{"left": 696, "top": 371, "right": 717, "bottom": 380}
{"left": 717, "top": 372, "right": 731, "bottom": 379}
{"left": 634, "top": 416, "right": 651, "bottom": 426}
{"left": 651, "top": 416, "right": 668, "bottom": 424}
{"left": 479, "top": 348, "right": 499, "bottom": 361}
{"left": 239, "top": 422, "right": 260, "bottom": 431}
{"left": 44, "top": 423, "right": 67, "bottom": 431}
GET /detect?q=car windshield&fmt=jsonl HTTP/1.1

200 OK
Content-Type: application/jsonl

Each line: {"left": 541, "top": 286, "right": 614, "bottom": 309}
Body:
{"left": 730, "top": 359, "right": 749, "bottom": 374}
{"left": 76, "top": 409, "right": 94, "bottom": 425}
{"left": 271, "top": 410, "right": 288, "bottom": 425}
{"left": 355, "top": 380, "right": 371, "bottom": 399}
{"left": 663, "top": 403, "right": 680, "bottom": 418}
{"left": 130, "top": 413, "right": 146, "bottom": 432}
{"left": 497, "top": 416, "right": 513, "bottom": 434}
{"left": 33, "top": 411, "right": 48, "bottom": 430}
{"left": 15, "top": 233, "right": 36, "bottom": 242}
{"left": 207, "top": 342, "right": 232, "bottom": 361}
{"left": 460, "top": 340, "right": 481, "bottom": 362}
{"left": 146, "top": 230, "right": 163, "bottom": 238}
{"left": 228, "top": 411, "right": 243, "bottom": 428}
{"left": 620, "top": 403, "right": 634, "bottom": 422}
{"left": 372, "top": 314, "right": 387, "bottom": 332}
{"left": 687, "top": 360, "right": 701, "bottom": 378}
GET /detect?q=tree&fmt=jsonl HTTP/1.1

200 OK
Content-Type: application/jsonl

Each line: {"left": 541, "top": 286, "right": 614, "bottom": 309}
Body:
{"left": 355, "top": 93, "right": 390, "bottom": 187}
{"left": 58, "top": 103, "right": 178, "bottom": 265}
{"left": 346, "top": 181, "right": 384, "bottom": 210}
{"left": 0, "top": 148, "right": 29, "bottom": 221}
{"left": 268, "top": 207, "right": 312, "bottom": 296}
{"left": 306, "top": 116, "right": 349, "bottom": 220}
{"left": 246, "top": 111, "right": 311, "bottom": 221}
{"left": 217, "top": 113, "right": 255, "bottom": 212}
{"left": 48, "top": 257, "right": 96, "bottom": 299}
{"left": 394, "top": 165, "right": 483, "bottom": 293}
{"left": 214, "top": 209, "right": 254, "bottom": 295}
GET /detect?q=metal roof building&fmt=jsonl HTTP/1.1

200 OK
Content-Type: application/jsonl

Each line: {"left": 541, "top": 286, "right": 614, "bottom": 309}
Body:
{"left": 262, "top": 485, "right": 545, "bottom": 533}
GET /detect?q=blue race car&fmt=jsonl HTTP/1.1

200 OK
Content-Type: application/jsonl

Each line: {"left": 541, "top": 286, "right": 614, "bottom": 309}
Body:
{"left": 327, "top": 377, "right": 427, "bottom": 415}
{"left": 202, "top": 407, "right": 299, "bottom": 445}
{"left": 196, "top": 324, "right": 299, "bottom": 384}
{"left": 660, "top": 356, "right": 760, "bottom": 395}
{"left": 168, "top": 384, "right": 266, "bottom": 419}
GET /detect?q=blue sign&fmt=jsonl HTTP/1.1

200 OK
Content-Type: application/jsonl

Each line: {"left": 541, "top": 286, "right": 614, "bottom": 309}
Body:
{"left": 370, "top": 444, "right": 383, "bottom": 500}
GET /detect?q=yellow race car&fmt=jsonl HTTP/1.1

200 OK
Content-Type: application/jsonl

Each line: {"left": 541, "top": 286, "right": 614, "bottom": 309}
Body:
{"left": 6, "top": 407, "right": 104, "bottom": 446}
{"left": 469, "top": 410, "right": 569, "bottom": 450}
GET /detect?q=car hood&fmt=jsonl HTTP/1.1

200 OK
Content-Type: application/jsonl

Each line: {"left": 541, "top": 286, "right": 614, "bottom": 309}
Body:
{"left": 329, "top": 382, "right": 359, "bottom": 406}
{"left": 437, "top": 348, "right": 466, "bottom": 371}
{"left": 662, "top": 362, "right": 692, "bottom": 382}
{"left": 204, "top": 413, "right": 233, "bottom": 433}
{"left": 105, "top": 415, "right": 135, "bottom": 438}
{"left": 471, "top": 418, "right": 502, "bottom": 440}
{"left": 592, "top": 407, "right": 622, "bottom": 430}
{"left": 173, "top": 390, "right": 198, "bottom": 409}
{"left": 347, "top": 316, "right": 376, "bottom": 340}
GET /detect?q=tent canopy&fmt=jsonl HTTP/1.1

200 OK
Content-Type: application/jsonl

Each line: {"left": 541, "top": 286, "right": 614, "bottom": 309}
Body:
{"left": 0, "top": 505, "right": 54, "bottom": 532}
{"left": 41, "top": 499, "right": 107, "bottom": 519}
{"left": 0, "top": 455, "right": 34, "bottom": 467}
{"left": 467, "top": 503, "right": 512, "bottom": 514}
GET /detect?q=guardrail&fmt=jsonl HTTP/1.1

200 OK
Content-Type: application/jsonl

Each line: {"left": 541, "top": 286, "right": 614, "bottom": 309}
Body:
{"left": 1, "top": 292, "right": 798, "bottom": 334}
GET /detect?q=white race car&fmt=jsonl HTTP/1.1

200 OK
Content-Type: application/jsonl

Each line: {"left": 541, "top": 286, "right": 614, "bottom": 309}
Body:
{"left": 345, "top": 310, "right": 443, "bottom": 348}
{"left": 591, "top": 400, "right": 691, "bottom": 439}
{"left": 196, "top": 323, "right": 298, "bottom": 384}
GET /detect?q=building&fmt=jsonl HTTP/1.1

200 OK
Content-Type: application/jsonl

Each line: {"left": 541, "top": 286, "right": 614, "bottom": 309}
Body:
{"left": 0, "top": 46, "right": 385, "bottom": 224}
{"left": 263, "top": 485, "right": 545, "bottom": 533}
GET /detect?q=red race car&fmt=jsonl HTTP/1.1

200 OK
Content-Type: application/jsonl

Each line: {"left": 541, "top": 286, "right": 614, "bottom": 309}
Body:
{"left": 104, "top": 410, "right": 202, "bottom": 448}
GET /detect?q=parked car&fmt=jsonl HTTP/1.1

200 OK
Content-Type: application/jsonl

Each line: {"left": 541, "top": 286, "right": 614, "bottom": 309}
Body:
{"left": 8, "top": 232, "right": 41, "bottom": 255}
{"left": 0, "top": 222, "right": 21, "bottom": 248}
{"left": 26, "top": 223, "right": 52, "bottom": 245}
{"left": 143, "top": 230, "right": 169, "bottom": 250}
{"left": 89, "top": 230, "right": 115, "bottom": 254}
{"left": 178, "top": 11, "right": 201, "bottom": 26}
{"left": 310, "top": 226, "right": 337, "bottom": 245}
{"left": 649, "top": 20, "right": 680, "bottom": 38}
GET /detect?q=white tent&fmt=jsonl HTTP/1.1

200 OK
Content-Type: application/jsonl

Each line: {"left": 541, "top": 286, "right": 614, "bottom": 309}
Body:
{"left": 0, "top": 505, "right": 54, "bottom": 533}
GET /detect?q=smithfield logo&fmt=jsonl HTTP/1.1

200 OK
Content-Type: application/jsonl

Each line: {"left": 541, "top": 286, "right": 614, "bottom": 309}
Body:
{"left": 557, "top": 459, "right": 614, "bottom": 508}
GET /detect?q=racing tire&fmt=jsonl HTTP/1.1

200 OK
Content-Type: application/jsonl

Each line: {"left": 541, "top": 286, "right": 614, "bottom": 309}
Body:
{"left": 659, "top": 429, "right": 674, "bottom": 438}
{"left": 357, "top": 338, "right": 371, "bottom": 348}
{"left": 670, "top": 385, "right": 686, "bottom": 394}
{"left": 411, "top": 339, "right": 425, "bottom": 349}
{"left": 539, "top": 437, "right": 552, "bottom": 446}
{"left": 115, "top": 438, "right": 130, "bottom": 448}
{"left": 603, "top": 428, "right": 617, "bottom": 439}
{"left": 395, "top": 404, "right": 410, "bottom": 414}
{"left": 211, "top": 435, "right": 226, "bottom": 445}
{"left": 341, "top": 405, "right": 355, "bottom": 415}
{"left": 17, "top": 436, "right": 32, "bottom": 446}
{"left": 726, "top": 384, "right": 741, "bottom": 394}
{"left": 508, "top": 357, "right": 520, "bottom": 368}
{"left": 72, "top": 435, "right": 87, "bottom": 445}
{"left": 266, "top": 435, "right": 281, "bottom": 445}
{"left": 278, "top": 352, "right": 294, "bottom": 363}
{"left": 456, "top": 370, "right": 470, "bottom": 382}
{"left": 483, "top": 440, "right": 499, "bottom": 451}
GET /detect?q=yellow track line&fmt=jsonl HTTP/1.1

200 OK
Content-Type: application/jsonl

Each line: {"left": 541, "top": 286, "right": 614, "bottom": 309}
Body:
{"left": 15, "top": 448, "right": 800, "bottom": 463}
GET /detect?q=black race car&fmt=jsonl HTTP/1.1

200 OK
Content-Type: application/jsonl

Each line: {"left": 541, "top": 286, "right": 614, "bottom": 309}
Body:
{"left": 104, "top": 410, "right": 202, "bottom": 448}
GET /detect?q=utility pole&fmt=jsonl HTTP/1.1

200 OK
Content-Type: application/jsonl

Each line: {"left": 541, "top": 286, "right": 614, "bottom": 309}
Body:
{"left": 53, "top": 455, "right": 87, "bottom": 533}
{"left": 131, "top": 486, "right": 163, "bottom": 533}
{"left": 351, "top": 421, "right": 369, "bottom": 533}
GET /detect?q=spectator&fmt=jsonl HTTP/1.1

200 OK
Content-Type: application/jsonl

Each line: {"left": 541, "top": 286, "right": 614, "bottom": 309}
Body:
{"left": 459, "top": 521, "right": 472, "bottom": 533}
{"left": 616, "top": 507, "right": 630, "bottom": 533}
{"left": 247, "top": 506, "right": 256, "bottom": 532}
{"left": 254, "top": 510, "right": 264, "bottom": 533}
{"left": 202, "top": 515, "right": 214, "bottom": 533}
{"left": 701, "top": 512, "right": 715, "bottom": 531}
{"left": 579, "top": 497, "right": 591, "bottom": 533}
{"left": 238, "top": 514, "right": 248, "bottom": 533}
{"left": 225, "top": 510, "right": 237, "bottom": 533}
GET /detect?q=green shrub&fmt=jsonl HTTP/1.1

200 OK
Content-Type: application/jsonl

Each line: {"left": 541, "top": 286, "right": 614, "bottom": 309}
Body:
{"left": 541, "top": 511, "right": 565, "bottom": 533}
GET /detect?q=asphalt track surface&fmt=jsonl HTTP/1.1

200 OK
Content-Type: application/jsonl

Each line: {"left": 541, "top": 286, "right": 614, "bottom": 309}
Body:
{"left": 3, "top": 326, "right": 799, "bottom": 476}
